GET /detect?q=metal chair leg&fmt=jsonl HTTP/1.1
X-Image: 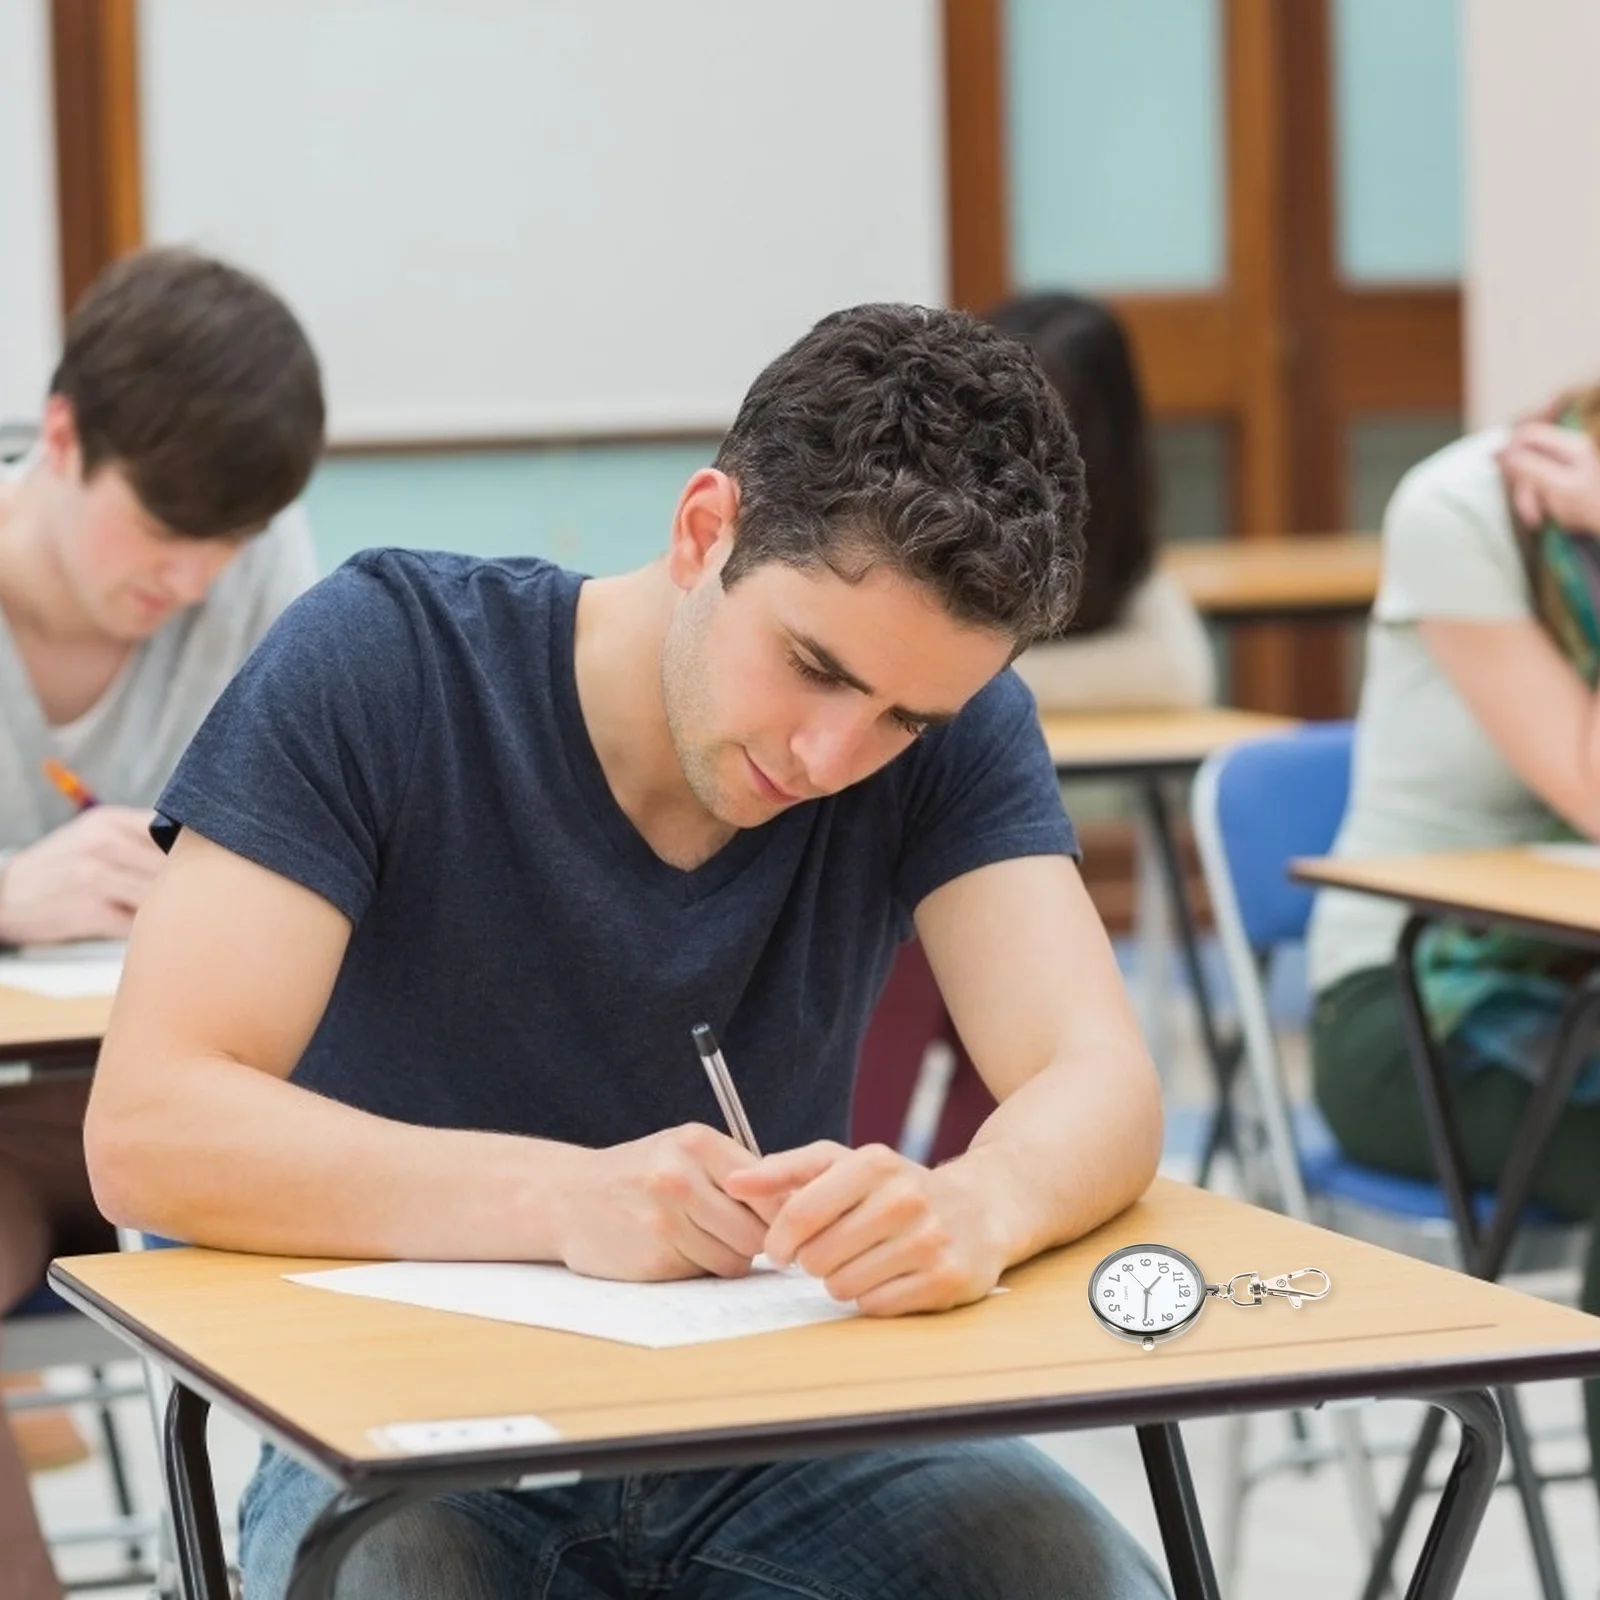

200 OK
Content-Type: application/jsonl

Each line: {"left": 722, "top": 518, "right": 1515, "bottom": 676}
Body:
{"left": 87, "top": 1365, "right": 146, "bottom": 1568}
{"left": 1500, "top": 1386, "right": 1566, "bottom": 1600}
{"left": 1137, "top": 780, "right": 1240, "bottom": 1189}
{"left": 1214, "top": 1410, "right": 1251, "bottom": 1596}
{"left": 1327, "top": 1406, "right": 1389, "bottom": 1588}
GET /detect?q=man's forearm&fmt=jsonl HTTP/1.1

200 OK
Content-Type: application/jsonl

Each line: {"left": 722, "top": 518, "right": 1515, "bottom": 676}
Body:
{"left": 948, "top": 1048, "right": 1163, "bottom": 1267}
{"left": 85, "top": 1053, "right": 586, "bottom": 1261}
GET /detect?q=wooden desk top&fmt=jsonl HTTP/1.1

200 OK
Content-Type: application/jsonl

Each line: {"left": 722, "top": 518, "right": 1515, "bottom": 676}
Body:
{"left": 1293, "top": 848, "right": 1600, "bottom": 951}
{"left": 51, "top": 1178, "right": 1600, "bottom": 1489}
{"left": 0, "top": 986, "right": 111, "bottom": 1066}
{"left": 1163, "top": 534, "right": 1381, "bottom": 621}
{"left": 1042, "top": 708, "right": 1298, "bottom": 778}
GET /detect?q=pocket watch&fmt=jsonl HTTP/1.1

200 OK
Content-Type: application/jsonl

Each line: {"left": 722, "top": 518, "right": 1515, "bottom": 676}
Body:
{"left": 1088, "top": 1243, "right": 1330, "bottom": 1351}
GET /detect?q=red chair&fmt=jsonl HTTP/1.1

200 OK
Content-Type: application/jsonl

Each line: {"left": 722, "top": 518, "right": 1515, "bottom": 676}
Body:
{"left": 852, "top": 942, "right": 996, "bottom": 1166}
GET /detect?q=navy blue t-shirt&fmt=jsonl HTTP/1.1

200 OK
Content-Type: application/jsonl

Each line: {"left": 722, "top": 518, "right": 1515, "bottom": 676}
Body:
{"left": 156, "top": 551, "right": 1075, "bottom": 1152}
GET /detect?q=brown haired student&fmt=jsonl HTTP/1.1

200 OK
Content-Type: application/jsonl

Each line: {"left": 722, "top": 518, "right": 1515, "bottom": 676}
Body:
{"left": 0, "top": 246, "right": 324, "bottom": 1599}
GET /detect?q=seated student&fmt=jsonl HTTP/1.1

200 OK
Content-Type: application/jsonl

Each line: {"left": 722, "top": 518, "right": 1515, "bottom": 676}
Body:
{"left": 0, "top": 246, "right": 323, "bottom": 1600}
{"left": 988, "top": 291, "right": 1215, "bottom": 713}
{"left": 86, "top": 304, "right": 1167, "bottom": 1600}
{"left": 854, "top": 291, "right": 1215, "bottom": 1163}
{"left": 1307, "top": 388, "right": 1600, "bottom": 1507}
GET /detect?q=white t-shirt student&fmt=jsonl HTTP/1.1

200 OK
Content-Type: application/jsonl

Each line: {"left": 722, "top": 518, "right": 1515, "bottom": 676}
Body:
{"left": 0, "top": 467, "right": 318, "bottom": 855}
{"left": 1308, "top": 428, "right": 1560, "bottom": 992}
{"left": 1011, "top": 568, "right": 1215, "bottom": 712}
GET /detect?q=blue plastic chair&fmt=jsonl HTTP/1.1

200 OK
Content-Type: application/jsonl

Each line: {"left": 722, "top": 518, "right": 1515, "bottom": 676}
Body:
{"left": 1191, "top": 719, "right": 1575, "bottom": 1260}
{"left": 1190, "top": 720, "right": 1583, "bottom": 1594}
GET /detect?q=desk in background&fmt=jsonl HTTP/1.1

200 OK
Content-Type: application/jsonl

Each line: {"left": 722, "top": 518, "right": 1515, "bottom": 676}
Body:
{"left": 1291, "top": 845, "right": 1600, "bottom": 1267}
{"left": 0, "top": 984, "right": 112, "bottom": 1078}
{"left": 1043, "top": 709, "right": 1297, "bottom": 1184}
{"left": 53, "top": 1176, "right": 1600, "bottom": 1600}
{"left": 1164, "top": 534, "right": 1381, "bottom": 625}
{"left": 1294, "top": 846, "right": 1600, "bottom": 1599}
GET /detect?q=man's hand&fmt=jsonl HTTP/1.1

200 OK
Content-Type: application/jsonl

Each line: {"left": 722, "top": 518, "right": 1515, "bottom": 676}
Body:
{"left": 1499, "top": 421, "right": 1600, "bottom": 535}
{"left": 555, "top": 1123, "right": 769, "bottom": 1282}
{"left": 724, "top": 1141, "right": 1006, "bottom": 1316}
{"left": 0, "top": 808, "right": 163, "bottom": 944}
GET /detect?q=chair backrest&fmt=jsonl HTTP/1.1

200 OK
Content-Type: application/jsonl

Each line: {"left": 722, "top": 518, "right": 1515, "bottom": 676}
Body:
{"left": 1191, "top": 722, "right": 1353, "bottom": 1218}
{"left": 1197, "top": 721, "right": 1354, "bottom": 953}
{"left": 1194, "top": 721, "right": 1580, "bottom": 1266}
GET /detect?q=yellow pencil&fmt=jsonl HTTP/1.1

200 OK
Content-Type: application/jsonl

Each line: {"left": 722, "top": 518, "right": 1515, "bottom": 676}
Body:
{"left": 42, "top": 757, "right": 100, "bottom": 812}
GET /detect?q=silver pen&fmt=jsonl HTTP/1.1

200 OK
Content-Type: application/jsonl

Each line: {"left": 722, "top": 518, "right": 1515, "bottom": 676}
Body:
{"left": 690, "top": 1023, "right": 762, "bottom": 1156}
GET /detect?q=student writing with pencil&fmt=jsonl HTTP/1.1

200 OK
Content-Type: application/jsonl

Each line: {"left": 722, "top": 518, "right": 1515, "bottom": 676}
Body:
{"left": 0, "top": 248, "right": 323, "bottom": 1600}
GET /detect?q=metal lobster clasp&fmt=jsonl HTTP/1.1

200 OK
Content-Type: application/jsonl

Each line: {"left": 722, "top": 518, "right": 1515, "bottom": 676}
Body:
{"left": 1258, "top": 1268, "right": 1332, "bottom": 1309}
{"left": 1208, "top": 1271, "right": 1267, "bottom": 1307}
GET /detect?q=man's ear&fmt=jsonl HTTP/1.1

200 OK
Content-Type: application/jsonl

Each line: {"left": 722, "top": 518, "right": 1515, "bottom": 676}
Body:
{"left": 666, "top": 468, "right": 741, "bottom": 591}
{"left": 39, "top": 395, "right": 84, "bottom": 480}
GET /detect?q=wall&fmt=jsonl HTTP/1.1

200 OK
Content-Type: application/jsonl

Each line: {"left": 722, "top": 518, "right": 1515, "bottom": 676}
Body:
{"left": 0, "top": 0, "right": 59, "bottom": 429}
{"left": 138, "top": 0, "right": 944, "bottom": 443}
{"left": 13, "top": 5, "right": 1471, "bottom": 574}
{"left": 1463, "top": 0, "right": 1600, "bottom": 426}
{"left": 304, "top": 442, "right": 713, "bottom": 576}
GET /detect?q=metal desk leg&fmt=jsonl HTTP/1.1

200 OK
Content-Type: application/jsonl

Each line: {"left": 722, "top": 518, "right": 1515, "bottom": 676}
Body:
{"left": 1367, "top": 927, "right": 1600, "bottom": 1600}
{"left": 1137, "top": 1421, "right": 1220, "bottom": 1600}
{"left": 1401, "top": 1391, "right": 1505, "bottom": 1600}
{"left": 285, "top": 1485, "right": 435, "bottom": 1600}
{"left": 1359, "top": 1408, "right": 1448, "bottom": 1600}
{"left": 163, "top": 1383, "right": 230, "bottom": 1600}
{"left": 1136, "top": 780, "right": 1241, "bottom": 1187}
{"left": 1366, "top": 1387, "right": 1559, "bottom": 1600}
{"left": 1473, "top": 968, "right": 1600, "bottom": 1280}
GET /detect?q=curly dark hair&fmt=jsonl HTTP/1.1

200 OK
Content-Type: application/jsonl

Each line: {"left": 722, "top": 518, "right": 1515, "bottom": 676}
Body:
{"left": 716, "top": 304, "right": 1086, "bottom": 643}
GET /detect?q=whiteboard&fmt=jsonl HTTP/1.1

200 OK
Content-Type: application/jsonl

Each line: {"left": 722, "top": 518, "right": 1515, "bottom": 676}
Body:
{"left": 0, "top": 0, "right": 60, "bottom": 427}
{"left": 139, "top": 0, "right": 947, "bottom": 444}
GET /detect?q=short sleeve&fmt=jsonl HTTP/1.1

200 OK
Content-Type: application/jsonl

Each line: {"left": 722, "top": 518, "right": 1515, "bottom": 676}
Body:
{"left": 153, "top": 556, "right": 424, "bottom": 924}
{"left": 892, "top": 669, "right": 1077, "bottom": 916}
{"left": 1375, "top": 431, "right": 1531, "bottom": 625}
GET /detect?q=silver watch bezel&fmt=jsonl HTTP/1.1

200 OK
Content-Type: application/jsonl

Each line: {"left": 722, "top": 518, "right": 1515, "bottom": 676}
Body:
{"left": 1088, "top": 1243, "right": 1207, "bottom": 1348}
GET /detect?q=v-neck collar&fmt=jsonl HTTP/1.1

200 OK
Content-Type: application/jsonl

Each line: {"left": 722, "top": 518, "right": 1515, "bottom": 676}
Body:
{"left": 548, "top": 572, "right": 788, "bottom": 906}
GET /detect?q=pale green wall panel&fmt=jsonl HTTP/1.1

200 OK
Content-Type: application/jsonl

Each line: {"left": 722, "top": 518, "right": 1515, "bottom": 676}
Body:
{"left": 302, "top": 442, "right": 716, "bottom": 576}
{"left": 1006, "top": 0, "right": 1225, "bottom": 292}
{"left": 1334, "top": 0, "right": 1463, "bottom": 282}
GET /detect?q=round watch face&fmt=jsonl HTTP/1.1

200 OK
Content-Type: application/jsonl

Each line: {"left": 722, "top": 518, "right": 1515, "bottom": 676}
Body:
{"left": 1089, "top": 1244, "right": 1206, "bottom": 1349}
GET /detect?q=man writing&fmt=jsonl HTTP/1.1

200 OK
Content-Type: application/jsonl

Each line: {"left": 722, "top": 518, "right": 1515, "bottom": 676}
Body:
{"left": 88, "top": 304, "right": 1165, "bottom": 1599}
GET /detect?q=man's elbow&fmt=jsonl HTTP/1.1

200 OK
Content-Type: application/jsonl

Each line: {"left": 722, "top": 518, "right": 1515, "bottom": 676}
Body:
{"left": 1120, "top": 1056, "right": 1166, "bottom": 1200}
{"left": 82, "top": 1082, "right": 166, "bottom": 1232}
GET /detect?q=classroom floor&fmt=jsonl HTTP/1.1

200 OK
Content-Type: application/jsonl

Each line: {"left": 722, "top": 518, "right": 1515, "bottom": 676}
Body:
{"left": 27, "top": 986, "right": 1600, "bottom": 1599}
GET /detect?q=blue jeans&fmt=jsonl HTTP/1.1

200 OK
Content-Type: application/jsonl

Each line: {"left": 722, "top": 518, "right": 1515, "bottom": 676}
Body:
{"left": 239, "top": 1439, "right": 1170, "bottom": 1599}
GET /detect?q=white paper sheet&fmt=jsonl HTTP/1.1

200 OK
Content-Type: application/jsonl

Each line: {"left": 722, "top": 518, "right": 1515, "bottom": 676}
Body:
{"left": 1529, "top": 843, "right": 1600, "bottom": 869}
{"left": 0, "top": 940, "right": 125, "bottom": 998}
{"left": 286, "top": 1257, "right": 860, "bottom": 1348}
